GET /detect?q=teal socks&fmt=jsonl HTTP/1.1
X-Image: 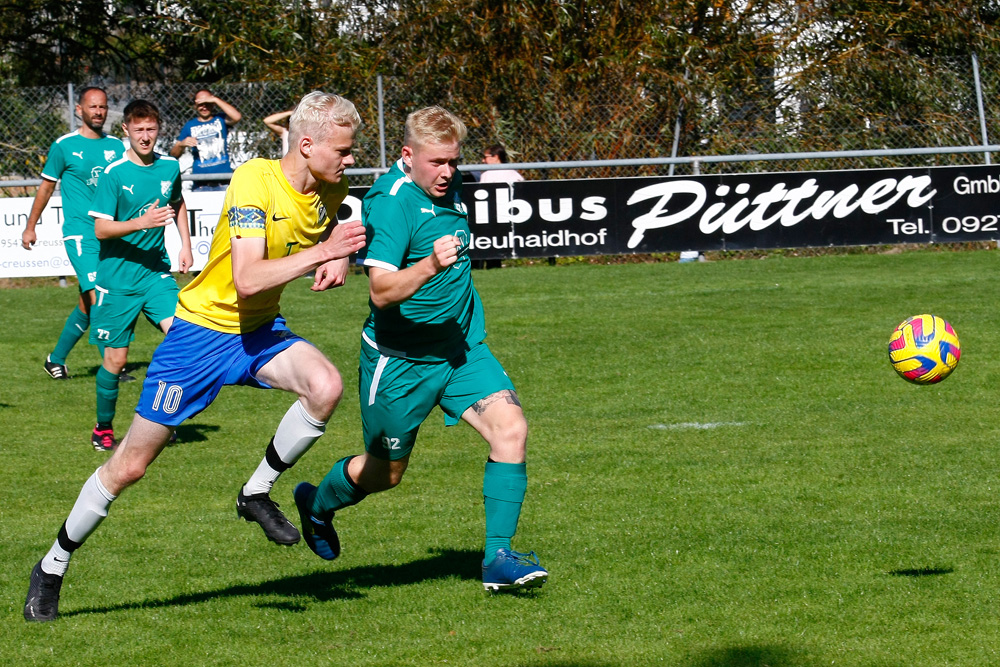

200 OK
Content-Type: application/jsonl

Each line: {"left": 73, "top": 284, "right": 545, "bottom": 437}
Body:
{"left": 483, "top": 461, "right": 527, "bottom": 564}
{"left": 310, "top": 456, "right": 368, "bottom": 519}
{"left": 50, "top": 305, "right": 90, "bottom": 365}
{"left": 95, "top": 366, "right": 120, "bottom": 426}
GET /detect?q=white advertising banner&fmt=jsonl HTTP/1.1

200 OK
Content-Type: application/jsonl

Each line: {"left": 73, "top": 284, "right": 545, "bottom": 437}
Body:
{"left": 0, "top": 189, "right": 227, "bottom": 279}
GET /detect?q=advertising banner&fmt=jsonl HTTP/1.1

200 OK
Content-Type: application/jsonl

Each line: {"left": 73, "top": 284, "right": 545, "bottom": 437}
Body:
{"left": 2, "top": 164, "right": 998, "bottom": 277}
{"left": 451, "top": 163, "right": 1000, "bottom": 259}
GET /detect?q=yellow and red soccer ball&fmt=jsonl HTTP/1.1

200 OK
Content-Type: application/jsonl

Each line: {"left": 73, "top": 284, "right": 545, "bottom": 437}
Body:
{"left": 888, "top": 314, "right": 961, "bottom": 384}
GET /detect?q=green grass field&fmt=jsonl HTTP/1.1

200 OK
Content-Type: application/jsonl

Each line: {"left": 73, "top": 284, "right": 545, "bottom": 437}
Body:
{"left": 3, "top": 250, "right": 1000, "bottom": 666}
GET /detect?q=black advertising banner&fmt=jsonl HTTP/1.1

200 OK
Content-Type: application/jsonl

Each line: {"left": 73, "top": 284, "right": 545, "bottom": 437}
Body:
{"left": 340, "top": 164, "right": 1000, "bottom": 259}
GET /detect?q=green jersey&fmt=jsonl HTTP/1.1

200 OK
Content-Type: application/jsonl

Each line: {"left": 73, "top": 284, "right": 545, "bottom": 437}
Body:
{"left": 89, "top": 153, "right": 183, "bottom": 292}
{"left": 41, "top": 131, "right": 124, "bottom": 236}
{"left": 359, "top": 159, "right": 486, "bottom": 362}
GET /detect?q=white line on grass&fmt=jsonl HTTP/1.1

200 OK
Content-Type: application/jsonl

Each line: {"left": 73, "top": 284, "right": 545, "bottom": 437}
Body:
{"left": 647, "top": 421, "right": 749, "bottom": 430}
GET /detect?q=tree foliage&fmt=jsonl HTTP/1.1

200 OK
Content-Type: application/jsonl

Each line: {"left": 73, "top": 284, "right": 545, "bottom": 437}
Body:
{"left": 2, "top": 0, "right": 999, "bottom": 170}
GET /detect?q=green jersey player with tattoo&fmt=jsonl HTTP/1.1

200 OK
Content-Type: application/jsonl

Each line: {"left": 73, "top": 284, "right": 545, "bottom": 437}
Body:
{"left": 295, "top": 106, "right": 548, "bottom": 592}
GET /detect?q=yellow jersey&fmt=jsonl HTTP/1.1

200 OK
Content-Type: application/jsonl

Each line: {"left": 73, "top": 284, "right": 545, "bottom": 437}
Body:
{"left": 176, "top": 158, "right": 348, "bottom": 333}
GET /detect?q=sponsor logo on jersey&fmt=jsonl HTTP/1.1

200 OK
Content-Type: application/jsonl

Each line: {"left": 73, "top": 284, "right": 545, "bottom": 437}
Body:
{"left": 122, "top": 184, "right": 135, "bottom": 195}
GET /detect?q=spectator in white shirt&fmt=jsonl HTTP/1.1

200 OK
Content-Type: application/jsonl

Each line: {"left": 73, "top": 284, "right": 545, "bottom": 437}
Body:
{"left": 479, "top": 144, "right": 524, "bottom": 184}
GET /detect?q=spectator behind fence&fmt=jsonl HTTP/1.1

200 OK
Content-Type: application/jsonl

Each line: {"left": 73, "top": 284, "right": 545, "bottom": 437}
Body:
{"left": 170, "top": 89, "right": 242, "bottom": 190}
{"left": 479, "top": 144, "right": 524, "bottom": 184}
{"left": 263, "top": 108, "right": 294, "bottom": 156}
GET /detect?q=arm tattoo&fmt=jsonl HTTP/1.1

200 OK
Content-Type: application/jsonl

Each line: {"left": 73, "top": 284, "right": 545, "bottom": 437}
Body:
{"left": 471, "top": 389, "right": 521, "bottom": 415}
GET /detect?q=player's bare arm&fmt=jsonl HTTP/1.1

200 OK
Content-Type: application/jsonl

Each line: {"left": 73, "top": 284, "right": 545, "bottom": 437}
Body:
{"left": 172, "top": 201, "right": 193, "bottom": 273}
{"left": 21, "top": 179, "right": 57, "bottom": 249}
{"left": 231, "top": 218, "right": 366, "bottom": 298}
{"left": 368, "top": 234, "right": 461, "bottom": 309}
{"left": 309, "top": 218, "right": 364, "bottom": 291}
{"left": 199, "top": 93, "right": 242, "bottom": 126}
{"left": 311, "top": 258, "right": 350, "bottom": 291}
{"left": 94, "top": 199, "right": 175, "bottom": 240}
{"left": 169, "top": 138, "right": 196, "bottom": 157}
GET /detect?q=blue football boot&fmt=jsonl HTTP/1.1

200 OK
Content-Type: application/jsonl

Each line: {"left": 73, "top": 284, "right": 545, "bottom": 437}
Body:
{"left": 482, "top": 548, "right": 548, "bottom": 591}
{"left": 293, "top": 482, "right": 341, "bottom": 560}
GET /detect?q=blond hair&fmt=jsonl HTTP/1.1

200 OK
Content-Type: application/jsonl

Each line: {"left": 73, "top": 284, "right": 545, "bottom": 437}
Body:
{"left": 289, "top": 91, "right": 361, "bottom": 145}
{"left": 403, "top": 106, "right": 467, "bottom": 148}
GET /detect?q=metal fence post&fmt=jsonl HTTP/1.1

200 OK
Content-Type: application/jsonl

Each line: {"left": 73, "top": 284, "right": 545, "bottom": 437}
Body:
{"left": 377, "top": 74, "right": 387, "bottom": 170}
{"left": 668, "top": 67, "right": 690, "bottom": 177}
{"left": 67, "top": 83, "right": 75, "bottom": 131}
{"left": 972, "top": 53, "right": 991, "bottom": 166}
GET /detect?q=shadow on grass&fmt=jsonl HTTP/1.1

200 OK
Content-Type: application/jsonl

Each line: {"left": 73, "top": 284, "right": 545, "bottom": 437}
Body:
{"left": 61, "top": 547, "right": 482, "bottom": 618}
{"left": 685, "top": 644, "right": 822, "bottom": 667}
{"left": 173, "top": 422, "right": 220, "bottom": 444}
{"left": 83, "top": 360, "right": 150, "bottom": 378}
{"left": 888, "top": 566, "right": 954, "bottom": 577}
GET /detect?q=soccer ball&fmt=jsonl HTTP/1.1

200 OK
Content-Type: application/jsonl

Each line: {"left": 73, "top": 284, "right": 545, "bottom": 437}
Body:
{"left": 888, "top": 314, "right": 961, "bottom": 384}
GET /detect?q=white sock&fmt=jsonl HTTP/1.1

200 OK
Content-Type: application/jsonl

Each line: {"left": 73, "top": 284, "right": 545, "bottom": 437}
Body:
{"left": 41, "top": 468, "right": 116, "bottom": 576}
{"left": 243, "top": 400, "right": 326, "bottom": 496}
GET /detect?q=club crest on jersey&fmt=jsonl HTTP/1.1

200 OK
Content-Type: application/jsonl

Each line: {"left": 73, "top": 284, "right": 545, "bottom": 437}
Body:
{"left": 317, "top": 204, "right": 328, "bottom": 225}
{"left": 104, "top": 150, "right": 117, "bottom": 162}
{"left": 454, "top": 229, "right": 470, "bottom": 260}
{"left": 453, "top": 192, "right": 468, "bottom": 215}
{"left": 161, "top": 181, "right": 172, "bottom": 198}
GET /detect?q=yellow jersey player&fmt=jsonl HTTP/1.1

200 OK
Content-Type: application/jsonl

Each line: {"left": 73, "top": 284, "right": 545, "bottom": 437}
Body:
{"left": 24, "top": 91, "right": 366, "bottom": 622}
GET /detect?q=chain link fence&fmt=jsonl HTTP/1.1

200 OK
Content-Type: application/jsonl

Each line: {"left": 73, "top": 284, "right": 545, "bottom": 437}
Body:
{"left": 1, "top": 53, "right": 998, "bottom": 192}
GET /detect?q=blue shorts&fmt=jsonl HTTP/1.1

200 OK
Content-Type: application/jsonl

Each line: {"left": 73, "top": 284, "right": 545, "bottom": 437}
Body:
{"left": 135, "top": 315, "right": 306, "bottom": 427}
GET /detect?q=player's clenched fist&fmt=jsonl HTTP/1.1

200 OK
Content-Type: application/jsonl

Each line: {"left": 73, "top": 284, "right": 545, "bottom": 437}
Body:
{"left": 430, "top": 234, "right": 461, "bottom": 272}
{"left": 324, "top": 219, "right": 366, "bottom": 260}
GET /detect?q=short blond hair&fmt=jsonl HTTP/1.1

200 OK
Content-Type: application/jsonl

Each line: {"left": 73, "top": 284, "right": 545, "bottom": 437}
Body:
{"left": 289, "top": 91, "right": 361, "bottom": 145}
{"left": 404, "top": 106, "right": 467, "bottom": 149}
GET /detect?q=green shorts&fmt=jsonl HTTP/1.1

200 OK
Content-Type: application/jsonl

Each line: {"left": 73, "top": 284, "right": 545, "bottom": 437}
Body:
{"left": 359, "top": 340, "right": 516, "bottom": 460}
{"left": 63, "top": 233, "right": 99, "bottom": 293}
{"left": 90, "top": 275, "right": 179, "bottom": 348}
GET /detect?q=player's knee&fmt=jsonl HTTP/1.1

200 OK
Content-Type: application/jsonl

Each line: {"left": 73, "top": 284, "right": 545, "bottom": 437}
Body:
{"left": 357, "top": 456, "right": 407, "bottom": 493}
{"left": 102, "top": 348, "right": 128, "bottom": 375}
{"left": 367, "top": 468, "right": 404, "bottom": 492}
{"left": 104, "top": 457, "right": 147, "bottom": 491}
{"left": 387, "top": 467, "right": 406, "bottom": 489}
{"left": 120, "top": 461, "right": 148, "bottom": 487}
{"left": 494, "top": 414, "right": 528, "bottom": 450}
{"left": 506, "top": 415, "right": 528, "bottom": 447}
{"left": 305, "top": 366, "right": 343, "bottom": 418}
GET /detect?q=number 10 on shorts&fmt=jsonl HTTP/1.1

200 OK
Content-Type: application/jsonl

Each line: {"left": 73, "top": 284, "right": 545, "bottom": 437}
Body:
{"left": 151, "top": 381, "right": 183, "bottom": 414}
